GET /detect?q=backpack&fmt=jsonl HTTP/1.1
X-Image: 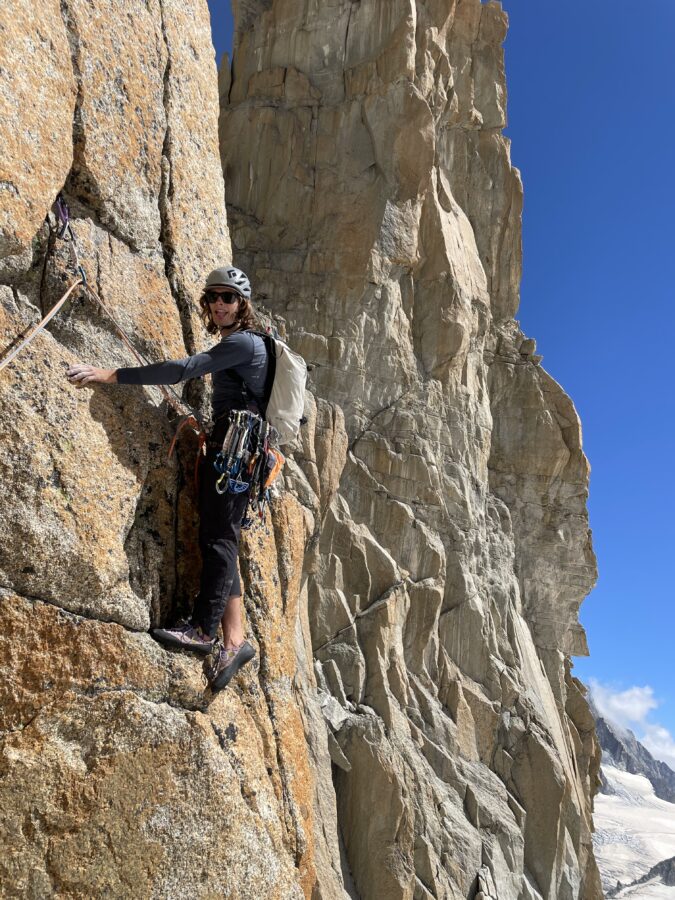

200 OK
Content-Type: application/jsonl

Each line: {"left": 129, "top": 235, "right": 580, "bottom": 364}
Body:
{"left": 255, "top": 331, "right": 307, "bottom": 445}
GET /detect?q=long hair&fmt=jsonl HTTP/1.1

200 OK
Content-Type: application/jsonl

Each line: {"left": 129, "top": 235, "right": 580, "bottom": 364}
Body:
{"left": 198, "top": 292, "right": 258, "bottom": 336}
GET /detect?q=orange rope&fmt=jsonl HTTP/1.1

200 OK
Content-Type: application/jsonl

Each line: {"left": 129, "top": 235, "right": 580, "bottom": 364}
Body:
{"left": 0, "top": 238, "right": 207, "bottom": 464}
{"left": 82, "top": 282, "right": 192, "bottom": 420}
{"left": 0, "top": 279, "right": 83, "bottom": 373}
{"left": 82, "top": 283, "right": 207, "bottom": 462}
{"left": 167, "top": 414, "right": 206, "bottom": 490}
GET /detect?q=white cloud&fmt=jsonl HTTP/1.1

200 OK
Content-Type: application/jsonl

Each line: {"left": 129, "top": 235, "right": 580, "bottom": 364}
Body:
{"left": 588, "top": 679, "right": 675, "bottom": 772}
{"left": 589, "top": 679, "right": 658, "bottom": 729}
{"left": 642, "top": 725, "right": 675, "bottom": 772}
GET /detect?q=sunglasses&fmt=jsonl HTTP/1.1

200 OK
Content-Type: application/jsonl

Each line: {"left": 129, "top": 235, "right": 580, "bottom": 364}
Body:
{"left": 204, "top": 290, "right": 239, "bottom": 304}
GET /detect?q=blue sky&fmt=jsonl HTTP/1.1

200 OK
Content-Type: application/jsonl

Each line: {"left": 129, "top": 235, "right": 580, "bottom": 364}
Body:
{"left": 503, "top": 0, "right": 675, "bottom": 757}
{"left": 207, "top": 2, "right": 675, "bottom": 757}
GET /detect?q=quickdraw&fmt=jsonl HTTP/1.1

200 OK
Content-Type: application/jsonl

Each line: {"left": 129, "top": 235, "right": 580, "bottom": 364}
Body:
{"left": 213, "top": 409, "right": 285, "bottom": 526}
{"left": 54, "top": 193, "right": 87, "bottom": 286}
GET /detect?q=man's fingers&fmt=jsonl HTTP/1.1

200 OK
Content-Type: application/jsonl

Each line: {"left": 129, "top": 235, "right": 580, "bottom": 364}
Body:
{"left": 67, "top": 364, "right": 115, "bottom": 386}
{"left": 67, "top": 363, "right": 96, "bottom": 384}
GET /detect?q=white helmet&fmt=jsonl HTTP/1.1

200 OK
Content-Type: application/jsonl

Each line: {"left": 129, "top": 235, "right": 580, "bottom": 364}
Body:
{"left": 205, "top": 265, "right": 251, "bottom": 299}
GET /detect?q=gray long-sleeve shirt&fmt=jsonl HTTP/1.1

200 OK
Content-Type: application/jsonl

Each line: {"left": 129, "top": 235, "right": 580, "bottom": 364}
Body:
{"left": 117, "top": 331, "right": 268, "bottom": 419}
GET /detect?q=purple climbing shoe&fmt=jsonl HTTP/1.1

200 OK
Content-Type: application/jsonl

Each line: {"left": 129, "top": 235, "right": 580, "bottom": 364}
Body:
{"left": 204, "top": 641, "right": 256, "bottom": 691}
{"left": 152, "top": 622, "right": 214, "bottom": 654}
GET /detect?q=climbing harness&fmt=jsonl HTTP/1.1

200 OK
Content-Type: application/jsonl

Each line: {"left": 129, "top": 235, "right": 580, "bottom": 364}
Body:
{"left": 213, "top": 409, "right": 285, "bottom": 526}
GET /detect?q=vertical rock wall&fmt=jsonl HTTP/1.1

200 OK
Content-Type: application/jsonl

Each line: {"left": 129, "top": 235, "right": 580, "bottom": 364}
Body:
{"left": 0, "top": 2, "right": 338, "bottom": 896}
{"left": 221, "top": 1, "right": 602, "bottom": 898}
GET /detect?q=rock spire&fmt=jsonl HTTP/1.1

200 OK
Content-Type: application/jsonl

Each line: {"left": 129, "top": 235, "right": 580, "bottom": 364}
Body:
{"left": 221, "top": 0, "right": 601, "bottom": 896}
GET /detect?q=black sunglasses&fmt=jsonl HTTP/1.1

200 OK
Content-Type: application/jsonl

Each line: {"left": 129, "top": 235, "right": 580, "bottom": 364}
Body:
{"left": 204, "top": 290, "right": 239, "bottom": 304}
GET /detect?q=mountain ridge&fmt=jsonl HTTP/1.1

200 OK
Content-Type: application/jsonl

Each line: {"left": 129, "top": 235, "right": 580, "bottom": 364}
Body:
{"left": 589, "top": 697, "right": 675, "bottom": 803}
{"left": 590, "top": 697, "right": 675, "bottom": 896}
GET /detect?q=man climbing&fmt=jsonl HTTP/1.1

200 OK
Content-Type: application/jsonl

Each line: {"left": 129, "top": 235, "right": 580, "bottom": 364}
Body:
{"left": 67, "top": 266, "right": 263, "bottom": 692}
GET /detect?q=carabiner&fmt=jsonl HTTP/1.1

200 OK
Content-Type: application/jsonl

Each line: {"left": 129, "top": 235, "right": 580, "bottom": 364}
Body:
{"left": 228, "top": 478, "right": 249, "bottom": 495}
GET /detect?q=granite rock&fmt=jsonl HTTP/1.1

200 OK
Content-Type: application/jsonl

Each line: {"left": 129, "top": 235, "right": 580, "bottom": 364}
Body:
{"left": 221, "top": 0, "right": 601, "bottom": 896}
{"left": 0, "top": 0, "right": 76, "bottom": 258}
{"left": 0, "top": 2, "right": 343, "bottom": 897}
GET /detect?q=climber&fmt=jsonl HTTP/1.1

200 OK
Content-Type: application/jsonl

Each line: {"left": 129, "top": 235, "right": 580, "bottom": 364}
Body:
{"left": 67, "top": 266, "right": 263, "bottom": 692}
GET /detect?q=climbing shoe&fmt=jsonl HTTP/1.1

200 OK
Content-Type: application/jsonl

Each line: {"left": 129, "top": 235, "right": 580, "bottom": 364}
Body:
{"left": 204, "top": 640, "right": 256, "bottom": 692}
{"left": 152, "top": 621, "right": 214, "bottom": 654}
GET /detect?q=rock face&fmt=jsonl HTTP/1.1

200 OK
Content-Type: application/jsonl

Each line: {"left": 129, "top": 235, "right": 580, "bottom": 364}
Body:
{"left": 0, "top": 0, "right": 602, "bottom": 898}
{"left": 221, "top": 0, "right": 601, "bottom": 897}
{"left": 0, "top": 0, "right": 229, "bottom": 631}
{"left": 0, "top": 2, "right": 339, "bottom": 897}
{"left": 0, "top": 497, "right": 325, "bottom": 898}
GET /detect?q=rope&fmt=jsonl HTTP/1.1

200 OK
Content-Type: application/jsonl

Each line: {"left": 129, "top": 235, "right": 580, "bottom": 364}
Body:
{"left": 168, "top": 413, "right": 206, "bottom": 490}
{"left": 0, "top": 279, "right": 83, "bottom": 374}
{"left": 0, "top": 193, "right": 206, "bottom": 452}
{"left": 82, "top": 280, "right": 202, "bottom": 427}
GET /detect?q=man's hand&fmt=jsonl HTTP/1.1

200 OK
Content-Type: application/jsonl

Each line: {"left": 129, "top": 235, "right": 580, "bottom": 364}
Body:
{"left": 67, "top": 364, "right": 118, "bottom": 387}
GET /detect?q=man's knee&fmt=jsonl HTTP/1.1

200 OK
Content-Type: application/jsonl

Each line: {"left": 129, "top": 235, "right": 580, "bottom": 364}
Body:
{"left": 204, "top": 536, "right": 237, "bottom": 558}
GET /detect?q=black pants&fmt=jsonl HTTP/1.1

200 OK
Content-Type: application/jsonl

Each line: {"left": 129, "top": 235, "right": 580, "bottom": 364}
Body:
{"left": 190, "top": 445, "right": 250, "bottom": 639}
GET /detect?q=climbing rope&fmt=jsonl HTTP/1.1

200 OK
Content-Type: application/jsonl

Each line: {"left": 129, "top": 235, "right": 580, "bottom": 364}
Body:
{"left": 0, "top": 193, "right": 206, "bottom": 454}
{"left": 0, "top": 278, "right": 84, "bottom": 374}
{"left": 82, "top": 278, "right": 200, "bottom": 423}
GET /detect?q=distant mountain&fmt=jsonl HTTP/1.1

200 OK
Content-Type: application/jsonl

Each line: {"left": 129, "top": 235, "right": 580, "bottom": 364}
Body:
{"left": 592, "top": 766, "right": 675, "bottom": 896}
{"left": 607, "top": 854, "right": 675, "bottom": 898}
{"left": 590, "top": 699, "right": 675, "bottom": 803}
{"left": 588, "top": 696, "right": 675, "bottom": 896}
{"left": 648, "top": 857, "right": 675, "bottom": 887}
